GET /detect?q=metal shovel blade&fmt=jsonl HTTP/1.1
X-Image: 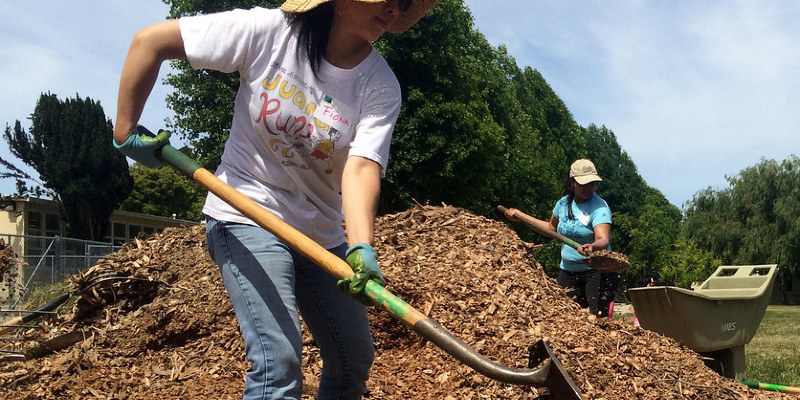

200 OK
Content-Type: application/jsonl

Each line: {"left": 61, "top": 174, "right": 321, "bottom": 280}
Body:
{"left": 528, "top": 340, "right": 583, "bottom": 400}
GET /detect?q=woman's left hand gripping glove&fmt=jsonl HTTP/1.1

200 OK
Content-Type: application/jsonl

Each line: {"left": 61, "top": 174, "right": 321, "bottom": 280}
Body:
{"left": 113, "top": 125, "right": 171, "bottom": 168}
{"left": 338, "top": 243, "right": 385, "bottom": 305}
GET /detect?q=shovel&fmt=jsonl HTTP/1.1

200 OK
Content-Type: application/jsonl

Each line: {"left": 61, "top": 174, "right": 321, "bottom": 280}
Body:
{"left": 739, "top": 380, "right": 800, "bottom": 394}
{"left": 497, "top": 206, "right": 631, "bottom": 273}
{"left": 156, "top": 144, "right": 583, "bottom": 399}
{"left": 0, "top": 293, "right": 70, "bottom": 335}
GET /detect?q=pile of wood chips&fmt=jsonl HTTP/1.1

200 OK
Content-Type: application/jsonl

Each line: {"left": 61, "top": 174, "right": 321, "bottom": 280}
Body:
{"left": 0, "top": 239, "right": 23, "bottom": 300}
{"left": 0, "top": 205, "right": 790, "bottom": 399}
{"left": 0, "top": 239, "right": 15, "bottom": 281}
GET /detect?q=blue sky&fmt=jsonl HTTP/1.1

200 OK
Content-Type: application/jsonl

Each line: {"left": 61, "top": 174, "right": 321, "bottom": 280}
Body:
{"left": 2, "top": 1, "right": 799, "bottom": 208}
{"left": 0, "top": 1, "right": 174, "bottom": 195}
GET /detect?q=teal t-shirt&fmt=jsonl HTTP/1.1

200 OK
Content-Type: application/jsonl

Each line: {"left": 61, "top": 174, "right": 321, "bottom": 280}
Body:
{"left": 552, "top": 193, "right": 612, "bottom": 271}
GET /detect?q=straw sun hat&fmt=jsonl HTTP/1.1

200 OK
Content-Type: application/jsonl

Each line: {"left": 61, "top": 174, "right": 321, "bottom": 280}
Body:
{"left": 280, "top": 0, "right": 438, "bottom": 33}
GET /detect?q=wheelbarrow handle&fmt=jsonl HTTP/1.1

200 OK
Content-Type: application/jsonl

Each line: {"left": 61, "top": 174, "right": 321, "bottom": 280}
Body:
{"left": 157, "top": 145, "right": 564, "bottom": 389}
{"left": 497, "top": 206, "right": 582, "bottom": 251}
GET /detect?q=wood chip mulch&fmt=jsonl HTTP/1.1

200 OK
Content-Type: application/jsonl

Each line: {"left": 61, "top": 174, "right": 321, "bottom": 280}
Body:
{"left": 0, "top": 238, "right": 16, "bottom": 281}
{"left": 0, "top": 204, "right": 789, "bottom": 399}
{"left": 585, "top": 249, "right": 631, "bottom": 273}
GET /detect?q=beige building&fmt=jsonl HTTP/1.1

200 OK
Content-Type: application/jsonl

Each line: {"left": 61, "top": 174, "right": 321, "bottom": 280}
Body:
{"left": 1, "top": 196, "right": 197, "bottom": 251}
{"left": 1, "top": 196, "right": 198, "bottom": 302}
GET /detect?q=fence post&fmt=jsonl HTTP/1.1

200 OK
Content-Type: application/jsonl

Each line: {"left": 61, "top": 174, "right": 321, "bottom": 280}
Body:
{"left": 2, "top": 233, "right": 121, "bottom": 304}
{"left": 53, "top": 235, "right": 62, "bottom": 285}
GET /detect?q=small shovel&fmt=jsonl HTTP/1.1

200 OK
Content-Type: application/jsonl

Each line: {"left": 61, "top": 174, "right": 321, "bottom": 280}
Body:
{"left": 157, "top": 144, "right": 584, "bottom": 399}
{"left": 498, "top": 206, "right": 631, "bottom": 273}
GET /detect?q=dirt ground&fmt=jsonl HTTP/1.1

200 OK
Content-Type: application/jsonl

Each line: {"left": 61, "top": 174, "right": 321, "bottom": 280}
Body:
{"left": 0, "top": 204, "right": 791, "bottom": 399}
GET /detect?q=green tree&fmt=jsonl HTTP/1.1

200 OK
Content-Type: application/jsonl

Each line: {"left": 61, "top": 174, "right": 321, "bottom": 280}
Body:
{"left": 685, "top": 157, "right": 800, "bottom": 276}
{"left": 614, "top": 203, "right": 685, "bottom": 284}
{"left": 120, "top": 147, "right": 206, "bottom": 222}
{"left": 377, "top": 0, "right": 508, "bottom": 213}
{"left": 380, "top": 1, "right": 589, "bottom": 216}
{"left": 658, "top": 238, "right": 721, "bottom": 288}
{"left": 163, "top": 0, "right": 281, "bottom": 170}
{"left": 0, "top": 156, "right": 49, "bottom": 197}
{"left": 495, "top": 55, "right": 578, "bottom": 220}
{"left": 3, "top": 93, "right": 133, "bottom": 240}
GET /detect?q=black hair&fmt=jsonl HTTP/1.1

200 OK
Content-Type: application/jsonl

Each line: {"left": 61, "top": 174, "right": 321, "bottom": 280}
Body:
{"left": 288, "top": 3, "right": 335, "bottom": 77}
{"left": 563, "top": 175, "right": 576, "bottom": 220}
{"left": 635, "top": 273, "right": 660, "bottom": 287}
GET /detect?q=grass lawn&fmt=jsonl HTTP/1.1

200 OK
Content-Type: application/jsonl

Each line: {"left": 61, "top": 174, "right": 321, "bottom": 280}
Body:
{"left": 745, "top": 305, "right": 800, "bottom": 387}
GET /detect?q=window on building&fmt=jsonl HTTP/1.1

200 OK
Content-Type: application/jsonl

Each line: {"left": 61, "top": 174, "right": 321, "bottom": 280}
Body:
{"left": 27, "top": 212, "right": 42, "bottom": 235}
{"left": 45, "top": 213, "right": 60, "bottom": 237}
{"left": 129, "top": 225, "right": 142, "bottom": 239}
{"left": 25, "top": 212, "right": 44, "bottom": 255}
{"left": 113, "top": 222, "right": 127, "bottom": 246}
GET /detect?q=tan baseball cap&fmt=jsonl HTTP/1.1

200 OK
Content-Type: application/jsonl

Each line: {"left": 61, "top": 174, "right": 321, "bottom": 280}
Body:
{"left": 569, "top": 159, "right": 603, "bottom": 185}
{"left": 280, "top": 0, "right": 438, "bottom": 33}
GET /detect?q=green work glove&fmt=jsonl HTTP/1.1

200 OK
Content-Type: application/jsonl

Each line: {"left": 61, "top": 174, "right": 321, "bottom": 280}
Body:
{"left": 338, "top": 243, "right": 385, "bottom": 305}
{"left": 113, "top": 125, "right": 171, "bottom": 168}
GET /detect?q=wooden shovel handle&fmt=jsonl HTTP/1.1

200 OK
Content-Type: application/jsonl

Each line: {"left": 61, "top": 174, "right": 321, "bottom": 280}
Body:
{"left": 0, "top": 293, "right": 70, "bottom": 335}
{"left": 497, "top": 206, "right": 582, "bottom": 250}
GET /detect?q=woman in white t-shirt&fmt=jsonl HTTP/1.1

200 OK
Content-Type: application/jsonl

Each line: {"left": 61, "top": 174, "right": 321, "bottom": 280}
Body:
{"left": 113, "top": 1, "right": 436, "bottom": 399}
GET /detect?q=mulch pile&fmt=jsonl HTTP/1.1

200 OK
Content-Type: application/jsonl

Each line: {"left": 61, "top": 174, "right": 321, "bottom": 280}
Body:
{"left": 0, "top": 204, "right": 789, "bottom": 399}
{"left": 0, "top": 238, "right": 16, "bottom": 281}
{"left": 1, "top": 238, "right": 23, "bottom": 300}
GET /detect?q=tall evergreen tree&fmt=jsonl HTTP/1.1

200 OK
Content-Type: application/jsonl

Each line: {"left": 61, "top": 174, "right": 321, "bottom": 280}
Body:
{"left": 3, "top": 93, "right": 133, "bottom": 240}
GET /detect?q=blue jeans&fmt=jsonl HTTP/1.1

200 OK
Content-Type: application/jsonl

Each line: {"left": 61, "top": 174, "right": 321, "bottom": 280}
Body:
{"left": 206, "top": 218, "right": 374, "bottom": 400}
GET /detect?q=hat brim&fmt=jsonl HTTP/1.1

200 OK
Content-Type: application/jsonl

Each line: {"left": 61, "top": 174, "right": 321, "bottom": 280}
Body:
{"left": 280, "top": 0, "right": 437, "bottom": 33}
{"left": 280, "top": 0, "right": 339, "bottom": 13}
{"left": 573, "top": 175, "right": 602, "bottom": 185}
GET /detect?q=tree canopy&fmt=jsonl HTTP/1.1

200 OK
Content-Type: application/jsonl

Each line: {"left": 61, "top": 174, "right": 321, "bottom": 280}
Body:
{"left": 3, "top": 93, "right": 133, "bottom": 240}
{"left": 684, "top": 157, "right": 800, "bottom": 276}
{"left": 119, "top": 147, "right": 206, "bottom": 222}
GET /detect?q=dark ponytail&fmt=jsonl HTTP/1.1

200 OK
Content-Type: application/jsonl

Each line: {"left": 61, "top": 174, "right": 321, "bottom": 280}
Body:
{"left": 288, "top": 3, "right": 335, "bottom": 77}
{"left": 563, "top": 175, "right": 576, "bottom": 220}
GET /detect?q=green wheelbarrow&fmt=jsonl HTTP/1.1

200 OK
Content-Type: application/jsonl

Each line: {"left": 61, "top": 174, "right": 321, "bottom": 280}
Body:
{"left": 626, "top": 264, "right": 778, "bottom": 380}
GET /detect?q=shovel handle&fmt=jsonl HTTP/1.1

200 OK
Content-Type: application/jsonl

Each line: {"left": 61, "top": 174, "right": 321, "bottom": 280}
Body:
{"left": 740, "top": 380, "right": 800, "bottom": 394}
{"left": 0, "top": 293, "right": 70, "bottom": 335}
{"left": 497, "top": 206, "right": 582, "bottom": 251}
{"left": 157, "top": 145, "right": 554, "bottom": 387}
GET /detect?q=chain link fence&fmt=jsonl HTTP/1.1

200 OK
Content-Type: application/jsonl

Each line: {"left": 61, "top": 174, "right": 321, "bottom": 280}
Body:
{"left": 1, "top": 233, "right": 120, "bottom": 306}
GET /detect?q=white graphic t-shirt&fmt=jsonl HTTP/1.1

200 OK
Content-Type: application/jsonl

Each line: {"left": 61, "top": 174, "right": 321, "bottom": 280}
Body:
{"left": 180, "top": 7, "right": 401, "bottom": 248}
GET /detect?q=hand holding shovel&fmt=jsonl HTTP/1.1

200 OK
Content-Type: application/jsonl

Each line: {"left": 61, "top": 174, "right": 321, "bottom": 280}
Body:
{"left": 498, "top": 206, "right": 631, "bottom": 273}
